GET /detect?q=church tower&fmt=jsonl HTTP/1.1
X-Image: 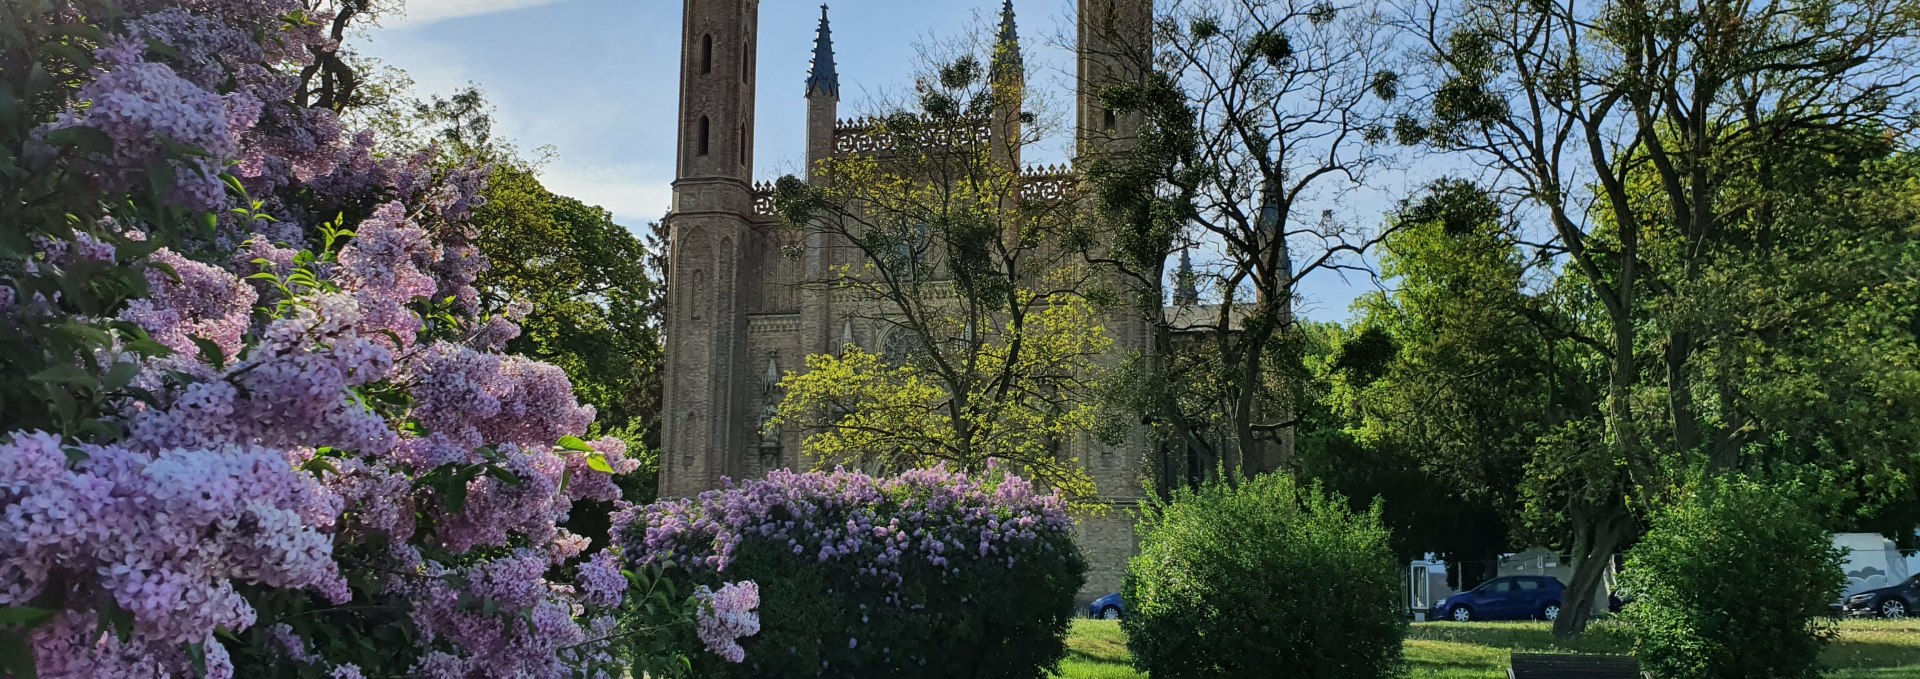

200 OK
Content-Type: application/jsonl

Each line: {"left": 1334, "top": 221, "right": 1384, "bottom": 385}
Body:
{"left": 1076, "top": 0, "right": 1152, "bottom": 155}
{"left": 659, "top": 0, "right": 761, "bottom": 498}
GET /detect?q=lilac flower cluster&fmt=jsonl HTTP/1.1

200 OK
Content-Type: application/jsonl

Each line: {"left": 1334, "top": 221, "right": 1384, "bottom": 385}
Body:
{"left": 695, "top": 581, "right": 762, "bottom": 663}
{"left": 337, "top": 202, "right": 438, "bottom": 349}
{"left": 128, "top": 292, "right": 398, "bottom": 457}
{"left": 613, "top": 466, "right": 1083, "bottom": 676}
{"left": 1, "top": 431, "right": 348, "bottom": 678}
{"left": 4, "top": 0, "right": 673, "bottom": 676}
{"left": 42, "top": 40, "right": 243, "bottom": 210}
{"left": 400, "top": 341, "right": 596, "bottom": 470}
{"left": 119, "top": 248, "right": 257, "bottom": 359}
{"left": 574, "top": 551, "right": 629, "bottom": 608}
{"left": 405, "top": 549, "right": 590, "bottom": 679}
{"left": 613, "top": 465, "right": 1074, "bottom": 587}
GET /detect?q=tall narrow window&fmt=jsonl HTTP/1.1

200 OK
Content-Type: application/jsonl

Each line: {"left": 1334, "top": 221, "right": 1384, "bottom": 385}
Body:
{"left": 738, "top": 124, "right": 747, "bottom": 166}
{"left": 1104, "top": 109, "right": 1117, "bottom": 131}
{"left": 742, "top": 38, "right": 751, "bottom": 83}
{"left": 701, "top": 34, "right": 713, "bottom": 74}
{"left": 697, "top": 116, "right": 710, "bottom": 156}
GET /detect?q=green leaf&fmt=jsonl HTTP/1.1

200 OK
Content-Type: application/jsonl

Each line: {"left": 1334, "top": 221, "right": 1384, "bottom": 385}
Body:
{"left": 444, "top": 477, "right": 469, "bottom": 513}
{"left": 0, "top": 86, "right": 19, "bottom": 128}
{"left": 585, "top": 452, "right": 614, "bottom": 474}
{"left": 190, "top": 336, "right": 226, "bottom": 369}
{"left": 144, "top": 38, "right": 183, "bottom": 62}
{"left": 101, "top": 361, "right": 141, "bottom": 391}
{"left": 0, "top": 607, "right": 56, "bottom": 628}
{"left": 44, "top": 126, "right": 113, "bottom": 154}
{"left": 185, "top": 641, "right": 207, "bottom": 676}
{"left": 29, "top": 364, "right": 92, "bottom": 386}
{"left": 0, "top": 631, "right": 37, "bottom": 679}
{"left": 300, "top": 458, "right": 338, "bottom": 477}
{"left": 556, "top": 435, "right": 594, "bottom": 453}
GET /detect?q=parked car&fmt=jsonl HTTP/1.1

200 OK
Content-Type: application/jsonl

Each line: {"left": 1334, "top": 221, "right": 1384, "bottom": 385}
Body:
{"left": 1844, "top": 574, "right": 1920, "bottom": 619}
{"left": 1432, "top": 576, "right": 1567, "bottom": 622}
{"left": 1088, "top": 593, "right": 1124, "bottom": 620}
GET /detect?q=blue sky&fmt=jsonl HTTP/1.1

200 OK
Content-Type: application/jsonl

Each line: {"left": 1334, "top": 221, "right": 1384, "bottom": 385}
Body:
{"left": 360, "top": 0, "right": 1397, "bottom": 322}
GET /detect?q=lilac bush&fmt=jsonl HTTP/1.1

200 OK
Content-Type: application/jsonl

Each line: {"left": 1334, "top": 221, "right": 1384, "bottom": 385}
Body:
{"left": 611, "top": 465, "right": 1087, "bottom": 678}
{"left": 0, "top": 1, "right": 750, "bottom": 677}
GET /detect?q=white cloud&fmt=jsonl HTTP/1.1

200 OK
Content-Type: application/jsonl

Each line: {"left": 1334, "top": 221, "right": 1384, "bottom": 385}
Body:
{"left": 537, "top": 162, "right": 674, "bottom": 227}
{"left": 387, "top": 0, "right": 568, "bottom": 28}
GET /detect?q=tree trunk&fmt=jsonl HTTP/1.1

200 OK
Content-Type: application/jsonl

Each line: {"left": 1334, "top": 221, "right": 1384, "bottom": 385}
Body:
{"left": 1554, "top": 313, "right": 1638, "bottom": 637}
{"left": 1666, "top": 331, "right": 1701, "bottom": 456}
{"left": 1554, "top": 503, "right": 1628, "bottom": 637}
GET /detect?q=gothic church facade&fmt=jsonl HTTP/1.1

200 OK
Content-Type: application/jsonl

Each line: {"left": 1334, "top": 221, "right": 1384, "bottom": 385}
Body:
{"left": 658, "top": 0, "right": 1155, "bottom": 600}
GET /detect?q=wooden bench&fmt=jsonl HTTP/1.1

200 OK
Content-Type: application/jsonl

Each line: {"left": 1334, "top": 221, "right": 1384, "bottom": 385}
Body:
{"left": 1508, "top": 652, "right": 1645, "bottom": 679}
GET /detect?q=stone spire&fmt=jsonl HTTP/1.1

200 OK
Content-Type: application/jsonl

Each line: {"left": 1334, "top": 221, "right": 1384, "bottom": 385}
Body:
{"left": 1173, "top": 245, "right": 1200, "bottom": 305}
{"left": 805, "top": 4, "right": 839, "bottom": 99}
{"left": 992, "top": 0, "right": 1024, "bottom": 83}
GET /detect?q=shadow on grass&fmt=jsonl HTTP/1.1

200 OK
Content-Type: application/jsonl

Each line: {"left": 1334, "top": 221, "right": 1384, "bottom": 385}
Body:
{"left": 1054, "top": 618, "right": 1920, "bottom": 679}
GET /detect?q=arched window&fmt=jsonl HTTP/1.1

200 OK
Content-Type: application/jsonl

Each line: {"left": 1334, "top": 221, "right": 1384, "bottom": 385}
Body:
{"left": 697, "top": 116, "right": 711, "bottom": 156}
{"left": 701, "top": 34, "right": 713, "bottom": 74}
{"left": 741, "top": 38, "right": 752, "bottom": 83}
{"left": 739, "top": 124, "right": 748, "bottom": 166}
{"left": 892, "top": 222, "right": 931, "bottom": 279}
{"left": 881, "top": 328, "right": 929, "bottom": 367}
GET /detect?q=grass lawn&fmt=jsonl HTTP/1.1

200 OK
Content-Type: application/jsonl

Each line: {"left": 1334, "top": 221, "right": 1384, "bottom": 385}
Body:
{"left": 1054, "top": 618, "right": 1920, "bottom": 678}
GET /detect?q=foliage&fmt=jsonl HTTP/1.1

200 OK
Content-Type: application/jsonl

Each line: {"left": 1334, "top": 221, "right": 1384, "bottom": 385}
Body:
{"left": 769, "top": 41, "right": 1116, "bottom": 503}
{"left": 0, "top": 2, "right": 734, "bottom": 677}
{"left": 772, "top": 295, "right": 1112, "bottom": 506}
{"left": 1079, "top": 0, "right": 1399, "bottom": 480}
{"left": 1122, "top": 473, "right": 1406, "bottom": 678}
{"left": 1618, "top": 477, "right": 1846, "bottom": 679}
{"left": 1399, "top": 0, "right": 1920, "bottom": 632}
{"left": 611, "top": 465, "right": 1088, "bottom": 679}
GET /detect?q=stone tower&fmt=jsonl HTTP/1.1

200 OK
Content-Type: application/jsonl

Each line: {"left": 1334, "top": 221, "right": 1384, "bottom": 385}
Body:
{"left": 658, "top": 0, "right": 762, "bottom": 498}
{"left": 1077, "top": 0, "right": 1152, "bottom": 155}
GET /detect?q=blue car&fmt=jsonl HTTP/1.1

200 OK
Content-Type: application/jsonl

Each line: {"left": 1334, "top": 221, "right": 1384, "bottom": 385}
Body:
{"left": 1088, "top": 593, "right": 1124, "bottom": 620}
{"left": 1432, "top": 576, "right": 1566, "bottom": 622}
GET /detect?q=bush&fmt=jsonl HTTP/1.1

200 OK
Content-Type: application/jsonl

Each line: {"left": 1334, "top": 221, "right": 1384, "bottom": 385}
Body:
{"left": 612, "top": 465, "right": 1088, "bottom": 678}
{"left": 1122, "top": 474, "right": 1406, "bottom": 679}
{"left": 1619, "top": 476, "right": 1844, "bottom": 679}
{"left": 0, "top": 4, "right": 730, "bottom": 677}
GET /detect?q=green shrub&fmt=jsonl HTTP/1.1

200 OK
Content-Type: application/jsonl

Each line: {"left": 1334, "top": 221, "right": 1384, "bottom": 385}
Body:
{"left": 614, "top": 466, "right": 1088, "bottom": 678}
{"left": 1619, "top": 476, "right": 1845, "bottom": 679}
{"left": 1122, "top": 474, "right": 1407, "bottom": 678}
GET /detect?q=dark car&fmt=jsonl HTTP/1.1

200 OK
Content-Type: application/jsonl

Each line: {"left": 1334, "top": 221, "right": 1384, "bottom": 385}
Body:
{"left": 1088, "top": 593, "right": 1124, "bottom": 620}
{"left": 1432, "top": 576, "right": 1567, "bottom": 622}
{"left": 1844, "top": 574, "right": 1920, "bottom": 619}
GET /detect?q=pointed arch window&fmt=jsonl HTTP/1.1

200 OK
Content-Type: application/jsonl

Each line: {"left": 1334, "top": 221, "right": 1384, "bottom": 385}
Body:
{"left": 701, "top": 34, "right": 713, "bottom": 74}
{"left": 698, "top": 116, "right": 711, "bottom": 156}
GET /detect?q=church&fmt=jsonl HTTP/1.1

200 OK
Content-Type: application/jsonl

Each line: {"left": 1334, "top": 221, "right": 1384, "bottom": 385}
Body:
{"left": 656, "top": 0, "right": 1224, "bottom": 600}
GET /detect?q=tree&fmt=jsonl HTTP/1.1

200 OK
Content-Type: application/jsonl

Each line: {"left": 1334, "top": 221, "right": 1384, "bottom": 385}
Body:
{"left": 1079, "top": 0, "right": 1401, "bottom": 484}
{"left": 1307, "top": 180, "right": 1593, "bottom": 572}
{"left": 374, "top": 85, "right": 670, "bottom": 506}
{"left": 769, "top": 33, "right": 1117, "bottom": 505}
{"left": 772, "top": 297, "right": 1112, "bottom": 504}
{"left": 1398, "top": 0, "right": 1920, "bottom": 634}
